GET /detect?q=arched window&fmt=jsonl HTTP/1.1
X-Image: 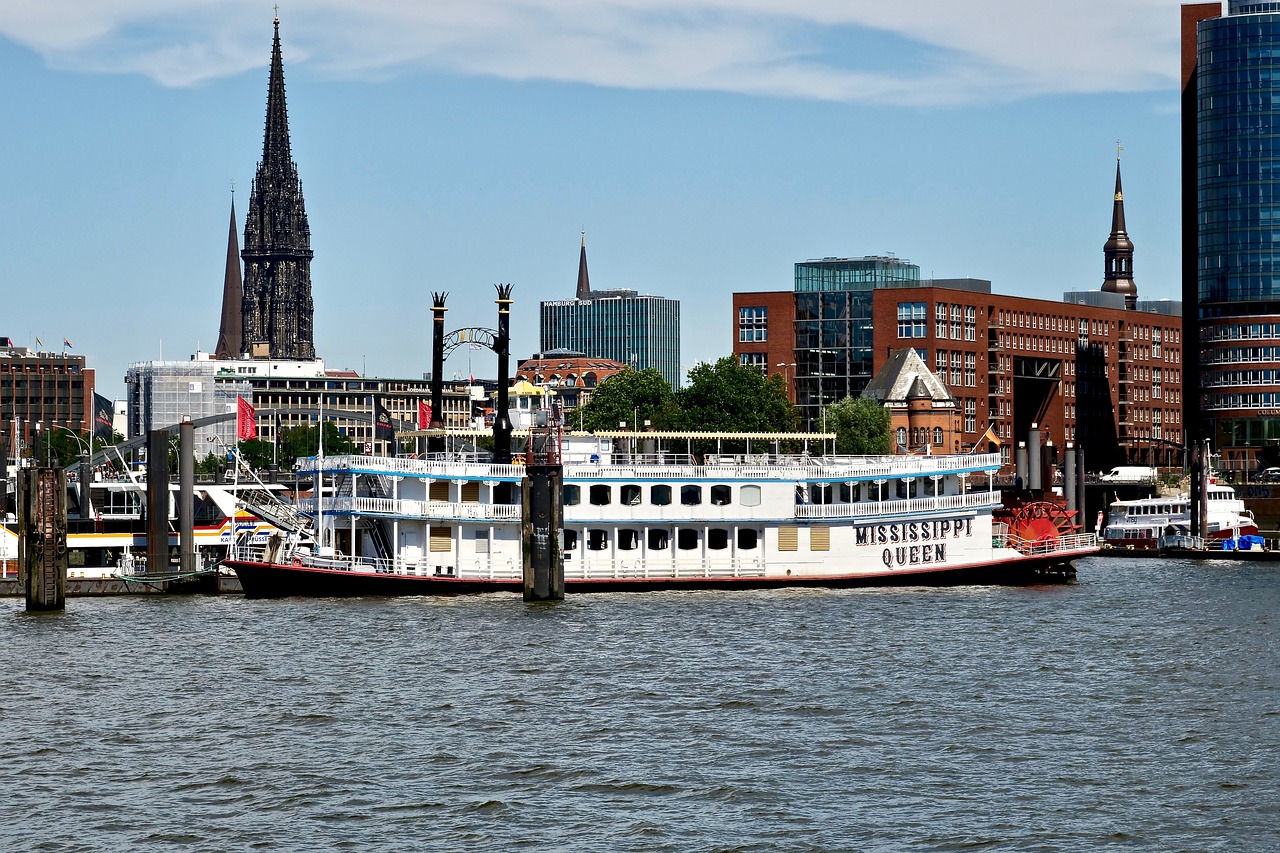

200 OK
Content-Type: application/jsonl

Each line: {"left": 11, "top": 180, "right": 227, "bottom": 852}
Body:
{"left": 677, "top": 529, "right": 699, "bottom": 550}
{"left": 648, "top": 529, "right": 669, "bottom": 550}
{"left": 739, "top": 485, "right": 761, "bottom": 507}
{"left": 563, "top": 485, "right": 581, "bottom": 506}
{"left": 710, "top": 485, "right": 731, "bottom": 506}
{"left": 650, "top": 485, "right": 671, "bottom": 505}
{"left": 618, "top": 529, "right": 640, "bottom": 550}
{"left": 589, "top": 485, "right": 611, "bottom": 505}
{"left": 681, "top": 485, "right": 702, "bottom": 506}
{"left": 896, "top": 426, "right": 907, "bottom": 446}
{"left": 933, "top": 426, "right": 944, "bottom": 445}
{"left": 707, "top": 529, "right": 729, "bottom": 550}
{"left": 563, "top": 530, "right": 579, "bottom": 550}
{"left": 583, "top": 372, "right": 598, "bottom": 388}
{"left": 737, "top": 529, "right": 758, "bottom": 550}
{"left": 587, "top": 529, "right": 609, "bottom": 550}
{"left": 621, "top": 484, "right": 642, "bottom": 506}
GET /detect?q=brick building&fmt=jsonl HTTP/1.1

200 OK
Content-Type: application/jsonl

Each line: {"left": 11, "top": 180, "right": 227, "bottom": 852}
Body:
{"left": 0, "top": 339, "right": 96, "bottom": 463}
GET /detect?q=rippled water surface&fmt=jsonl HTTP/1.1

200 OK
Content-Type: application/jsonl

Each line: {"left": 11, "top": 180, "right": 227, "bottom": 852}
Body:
{"left": 1, "top": 557, "right": 1277, "bottom": 851}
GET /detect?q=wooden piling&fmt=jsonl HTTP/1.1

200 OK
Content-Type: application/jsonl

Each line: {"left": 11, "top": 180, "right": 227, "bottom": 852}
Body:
{"left": 19, "top": 468, "right": 67, "bottom": 611}
{"left": 146, "top": 428, "right": 170, "bottom": 575}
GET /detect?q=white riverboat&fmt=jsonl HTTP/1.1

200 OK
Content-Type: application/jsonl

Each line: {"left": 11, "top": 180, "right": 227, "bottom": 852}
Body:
{"left": 1100, "top": 483, "right": 1258, "bottom": 551}
{"left": 228, "top": 440, "right": 1097, "bottom": 597}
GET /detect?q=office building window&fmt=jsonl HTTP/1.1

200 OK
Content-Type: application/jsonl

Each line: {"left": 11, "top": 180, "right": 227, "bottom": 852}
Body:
{"left": 936, "top": 303, "right": 948, "bottom": 338}
{"left": 897, "top": 302, "right": 926, "bottom": 338}
{"left": 738, "top": 306, "right": 768, "bottom": 342}
{"left": 964, "top": 352, "right": 976, "bottom": 387}
{"left": 739, "top": 352, "right": 767, "bottom": 371}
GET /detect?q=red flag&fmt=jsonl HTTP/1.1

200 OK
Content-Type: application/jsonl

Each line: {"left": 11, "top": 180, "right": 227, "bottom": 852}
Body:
{"left": 418, "top": 401, "right": 433, "bottom": 429}
{"left": 236, "top": 397, "right": 257, "bottom": 440}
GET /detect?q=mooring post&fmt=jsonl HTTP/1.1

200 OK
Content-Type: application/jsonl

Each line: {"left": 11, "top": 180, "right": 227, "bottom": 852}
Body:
{"left": 522, "top": 451, "right": 564, "bottom": 602}
{"left": 178, "top": 420, "right": 196, "bottom": 575}
{"left": 19, "top": 467, "right": 67, "bottom": 611}
{"left": 492, "top": 284, "right": 514, "bottom": 465}
{"left": 429, "top": 292, "right": 447, "bottom": 454}
{"left": 1064, "top": 442, "right": 1077, "bottom": 515}
{"left": 146, "top": 428, "right": 170, "bottom": 575}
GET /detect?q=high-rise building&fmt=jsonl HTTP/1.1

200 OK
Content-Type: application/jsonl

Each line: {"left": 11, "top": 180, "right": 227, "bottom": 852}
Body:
{"left": 1184, "top": 1, "right": 1280, "bottom": 471}
{"left": 239, "top": 15, "right": 316, "bottom": 361}
{"left": 539, "top": 236, "right": 682, "bottom": 388}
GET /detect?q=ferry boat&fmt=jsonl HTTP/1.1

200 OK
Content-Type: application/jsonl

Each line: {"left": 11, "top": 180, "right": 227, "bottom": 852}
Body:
{"left": 1099, "top": 483, "right": 1258, "bottom": 551}
{"left": 227, "top": 437, "right": 1098, "bottom": 597}
{"left": 0, "top": 476, "right": 296, "bottom": 581}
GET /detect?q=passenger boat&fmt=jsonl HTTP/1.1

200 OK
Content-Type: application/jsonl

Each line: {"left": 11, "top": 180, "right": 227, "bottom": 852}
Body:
{"left": 227, "top": 436, "right": 1098, "bottom": 597}
{"left": 0, "top": 477, "right": 294, "bottom": 581}
{"left": 1099, "top": 483, "right": 1258, "bottom": 551}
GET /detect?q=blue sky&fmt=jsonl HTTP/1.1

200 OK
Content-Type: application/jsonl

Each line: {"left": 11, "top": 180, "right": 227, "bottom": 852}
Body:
{"left": 0, "top": 0, "right": 1190, "bottom": 399}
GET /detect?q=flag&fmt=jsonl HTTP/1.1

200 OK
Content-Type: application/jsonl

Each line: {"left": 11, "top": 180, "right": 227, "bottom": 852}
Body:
{"left": 93, "top": 393, "right": 115, "bottom": 443}
{"left": 63, "top": 338, "right": 73, "bottom": 349}
{"left": 35, "top": 336, "right": 42, "bottom": 348}
{"left": 418, "top": 401, "right": 432, "bottom": 430}
{"left": 374, "top": 397, "right": 396, "bottom": 442}
{"left": 971, "top": 423, "right": 1000, "bottom": 452}
{"left": 236, "top": 397, "right": 257, "bottom": 440}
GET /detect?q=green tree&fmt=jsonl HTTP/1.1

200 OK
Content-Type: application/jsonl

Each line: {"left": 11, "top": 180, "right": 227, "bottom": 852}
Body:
{"left": 572, "top": 368, "right": 679, "bottom": 433}
{"left": 236, "top": 438, "right": 276, "bottom": 470}
{"left": 824, "top": 395, "right": 893, "bottom": 455}
{"left": 675, "top": 357, "right": 798, "bottom": 433}
{"left": 272, "top": 422, "right": 355, "bottom": 467}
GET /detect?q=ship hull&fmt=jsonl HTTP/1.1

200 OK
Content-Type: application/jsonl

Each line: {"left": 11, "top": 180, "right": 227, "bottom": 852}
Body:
{"left": 229, "top": 552, "right": 1089, "bottom": 598}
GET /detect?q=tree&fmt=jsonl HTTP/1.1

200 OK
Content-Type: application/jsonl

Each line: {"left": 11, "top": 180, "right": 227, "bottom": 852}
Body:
{"left": 237, "top": 438, "right": 275, "bottom": 470}
{"left": 823, "top": 396, "right": 893, "bottom": 455}
{"left": 275, "top": 422, "right": 355, "bottom": 467}
{"left": 572, "top": 368, "right": 679, "bottom": 433}
{"left": 675, "top": 357, "right": 797, "bottom": 433}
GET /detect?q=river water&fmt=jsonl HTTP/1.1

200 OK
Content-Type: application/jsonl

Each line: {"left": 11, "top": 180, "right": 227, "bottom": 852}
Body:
{"left": 1, "top": 557, "right": 1276, "bottom": 851}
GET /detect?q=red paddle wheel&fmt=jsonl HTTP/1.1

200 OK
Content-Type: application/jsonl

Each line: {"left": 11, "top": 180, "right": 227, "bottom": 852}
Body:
{"left": 995, "top": 499, "right": 1080, "bottom": 545}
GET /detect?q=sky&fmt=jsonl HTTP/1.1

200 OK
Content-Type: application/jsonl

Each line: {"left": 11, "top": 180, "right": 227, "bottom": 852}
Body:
{"left": 0, "top": 0, "right": 1195, "bottom": 400}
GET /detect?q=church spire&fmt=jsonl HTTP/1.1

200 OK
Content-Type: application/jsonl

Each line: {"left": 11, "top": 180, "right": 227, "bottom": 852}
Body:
{"left": 215, "top": 194, "right": 243, "bottom": 359}
{"left": 1101, "top": 151, "right": 1137, "bottom": 310}
{"left": 241, "top": 14, "right": 316, "bottom": 360}
{"left": 576, "top": 229, "right": 591, "bottom": 300}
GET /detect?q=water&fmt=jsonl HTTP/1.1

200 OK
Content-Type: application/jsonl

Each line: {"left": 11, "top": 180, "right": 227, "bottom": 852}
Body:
{"left": 1, "top": 557, "right": 1277, "bottom": 852}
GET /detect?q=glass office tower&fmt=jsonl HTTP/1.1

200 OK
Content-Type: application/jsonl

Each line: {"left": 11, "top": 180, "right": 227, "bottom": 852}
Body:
{"left": 792, "top": 256, "right": 920, "bottom": 429}
{"left": 1197, "top": 2, "right": 1280, "bottom": 464}
{"left": 540, "top": 290, "right": 682, "bottom": 389}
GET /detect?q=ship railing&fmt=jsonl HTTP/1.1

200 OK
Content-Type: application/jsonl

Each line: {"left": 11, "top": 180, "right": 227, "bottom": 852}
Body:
{"left": 795, "top": 491, "right": 1001, "bottom": 519}
{"left": 297, "top": 454, "right": 524, "bottom": 480}
{"left": 998, "top": 531, "right": 1099, "bottom": 556}
{"left": 300, "top": 496, "right": 522, "bottom": 520}
{"left": 567, "top": 453, "right": 1001, "bottom": 482}
{"left": 565, "top": 556, "right": 767, "bottom": 580}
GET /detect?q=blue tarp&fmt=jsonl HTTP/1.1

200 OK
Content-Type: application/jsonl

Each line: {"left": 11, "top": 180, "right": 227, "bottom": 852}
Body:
{"left": 1222, "top": 535, "right": 1265, "bottom": 551}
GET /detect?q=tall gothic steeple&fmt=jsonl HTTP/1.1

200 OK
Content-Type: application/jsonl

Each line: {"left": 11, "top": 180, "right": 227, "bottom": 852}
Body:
{"left": 214, "top": 195, "right": 243, "bottom": 359}
{"left": 576, "top": 230, "right": 591, "bottom": 300}
{"left": 241, "top": 14, "right": 316, "bottom": 360}
{"left": 1101, "top": 155, "right": 1137, "bottom": 310}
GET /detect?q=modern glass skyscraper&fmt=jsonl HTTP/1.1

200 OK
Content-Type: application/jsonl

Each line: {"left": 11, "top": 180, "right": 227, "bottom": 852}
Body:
{"left": 1191, "top": 1, "right": 1280, "bottom": 467}
{"left": 539, "top": 239, "right": 682, "bottom": 388}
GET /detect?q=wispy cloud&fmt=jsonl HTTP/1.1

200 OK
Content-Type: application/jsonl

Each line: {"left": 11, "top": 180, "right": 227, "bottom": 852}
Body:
{"left": 0, "top": 0, "right": 1184, "bottom": 105}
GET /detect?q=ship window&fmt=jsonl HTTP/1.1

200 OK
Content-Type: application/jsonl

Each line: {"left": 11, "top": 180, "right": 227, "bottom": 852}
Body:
{"left": 460, "top": 481, "right": 480, "bottom": 502}
{"left": 621, "top": 484, "right": 642, "bottom": 506}
{"left": 429, "top": 526, "right": 452, "bottom": 552}
{"left": 651, "top": 485, "right": 672, "bottom": 505}
{"left": 778, "top": 526, "right": 798, "bottom": 551}
{"left": 681, "top": 485, "right": 702, "bottom": 505}
{"left": 473, "top": 530, "right": 489, "bottom": 554}
{"left": 809, "top": 483, "right": 831, "bottom": 505}
{"left": 841, "top": 482, "right": 861, "bottom": 502}
{"left": 737, "top": 529, "right": 758, "bottom": 550}
{"left": 429, "top": 480, "right": 450, "bottom": 501}
{"left": 677, "top": 529, "right": 699, "bottom": 550}
{"left": 619, "top": 529, "right": 640, "bottom": 550}
{"left": 810, "top": 526, "right": 831, "bottom": 551}
{"left": 710, "top": 485, "right": 731, "bottom": 505}
{"left": 563, "top": 530, "right": 578, "bottom": 550}
{"left": 590, "top": 485, "right": 612, "bottom": 505}
{"left": 707, "top": 529, "right": 729, "bottom": 550}
{"left": 739, "top": 485, "right": 761, "bottom": 507}
{"left": 587, "top": 529, "right": 609, "bottom": 550}
{"left": 563, "top": 485, "right": 581, "bottom": 505}
{"left": 648, "top": 529, "right": 669, "bottom": 550}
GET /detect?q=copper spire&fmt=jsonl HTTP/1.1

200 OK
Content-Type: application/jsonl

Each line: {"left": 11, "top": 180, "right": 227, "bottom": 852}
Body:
{"left": 576, "top": 229, "right": 591, "bottom": 300}
{"left": 215, "top": 195, "right": 243, "bottom": 359}
{"left": 1101, "top": 155, "right": 1137, "bottom": 309}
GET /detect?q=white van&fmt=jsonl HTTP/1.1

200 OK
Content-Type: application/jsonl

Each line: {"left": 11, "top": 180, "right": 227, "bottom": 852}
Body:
{"left": 1099, "top": 466, "right": 1157, "bottom": 483}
